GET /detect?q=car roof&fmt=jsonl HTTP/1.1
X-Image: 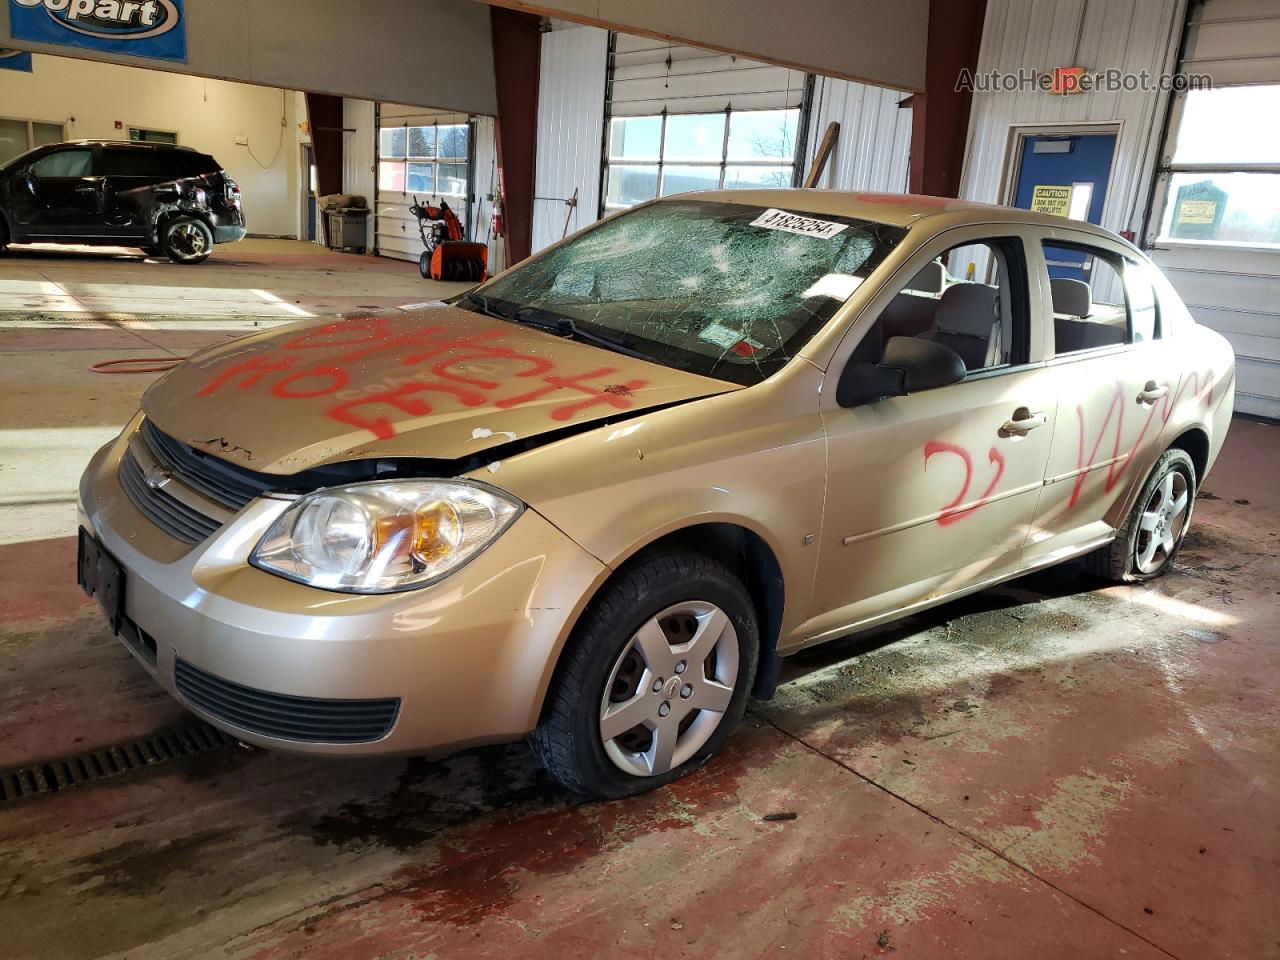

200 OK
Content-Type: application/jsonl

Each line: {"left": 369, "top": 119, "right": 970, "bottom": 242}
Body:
{"left": 670, "top": 188, "right": 1121, "bottom": 242}
{"left": 53, "top": 139, "right": 198, "bottom": 152}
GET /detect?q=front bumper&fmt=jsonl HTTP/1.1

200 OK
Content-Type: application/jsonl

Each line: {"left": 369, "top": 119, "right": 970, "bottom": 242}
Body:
{"left": 78, "top": 420, "right": 607, "bottom": 756}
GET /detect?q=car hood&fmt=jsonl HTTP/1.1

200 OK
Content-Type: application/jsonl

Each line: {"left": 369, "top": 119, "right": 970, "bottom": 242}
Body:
{"left": 141, "top": 306, "right": 739, "bottom": 474}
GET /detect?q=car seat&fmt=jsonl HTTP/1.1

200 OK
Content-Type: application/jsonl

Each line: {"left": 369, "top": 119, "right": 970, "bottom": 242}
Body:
{"left": 919, "top": 282, "right": 999, "bottom": 370}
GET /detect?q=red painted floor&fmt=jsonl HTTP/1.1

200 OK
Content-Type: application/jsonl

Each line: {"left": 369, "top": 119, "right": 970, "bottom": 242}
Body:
{"left": 0, "top": 420, "right": 1276, "bottom": 959}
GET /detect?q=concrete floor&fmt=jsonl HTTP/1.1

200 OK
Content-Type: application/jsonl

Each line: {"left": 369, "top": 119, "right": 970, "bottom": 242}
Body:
{"left": 0, "top": 238, "right": 464, "bottom": 324}
{"left": 1, "top": 305, "right": 1277, "bottom": 957}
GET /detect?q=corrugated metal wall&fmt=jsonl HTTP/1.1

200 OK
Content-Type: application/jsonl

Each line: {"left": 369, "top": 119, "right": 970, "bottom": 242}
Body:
{"left": 341, "top": 98, "right": 376, "bottom": 252}
{"left": 959, "top": 0, "right": 1186, "bottom": 239}
{"left": 531, "top": 25, "right": 608, "bottom": 254}
{"left": 803, "top": 76, "right": 912, "bottom": 192}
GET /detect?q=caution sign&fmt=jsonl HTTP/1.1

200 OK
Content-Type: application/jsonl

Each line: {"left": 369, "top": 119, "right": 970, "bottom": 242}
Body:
{"left": 1177, "top": 199, "right": 1218, "bottom": 225}
{"left": 1030, "top": 185, "right": 1072, "bottom": 217}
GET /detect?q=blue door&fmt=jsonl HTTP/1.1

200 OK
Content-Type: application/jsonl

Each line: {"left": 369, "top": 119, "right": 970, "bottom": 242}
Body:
{"left": 1012, "top": 132, "right": 1116, "bottom": 280}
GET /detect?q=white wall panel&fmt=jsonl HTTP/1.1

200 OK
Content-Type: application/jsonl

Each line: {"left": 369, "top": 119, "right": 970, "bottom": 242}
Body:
{"left": 342, "top": 98, "right": 376, "bottom": 252}
{"left": 959, "top": 0, "right": 1186, "bottom": 240}
{"left": 531, "top": 26, "right": 609, "bottom": 253}
{"left": 802, "top": 76, "right": 912, "bottom": 193}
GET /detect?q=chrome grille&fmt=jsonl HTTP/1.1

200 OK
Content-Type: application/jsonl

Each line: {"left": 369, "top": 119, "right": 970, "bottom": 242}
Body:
{"left": 118, "top": 449, "right": 221, "bottom": 544}
{"left": 140, "top": 419, "right": 273, "bottom": 510}
{"left": 175, "top": 659, "right": 401, "bottom": 744}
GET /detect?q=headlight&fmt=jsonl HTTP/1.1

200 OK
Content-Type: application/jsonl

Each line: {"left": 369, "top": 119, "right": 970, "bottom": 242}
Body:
{"left": 251, "top": 480, "right": 521, "bottom": 593}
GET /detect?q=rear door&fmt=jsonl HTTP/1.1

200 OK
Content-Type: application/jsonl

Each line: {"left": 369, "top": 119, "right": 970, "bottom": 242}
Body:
{"left": 1023, "top": 229, "right": 1185, "bottom": 566}
{"left": 96, "top": 146, "right": 177, "bottom": 239}
{"left": 22, "top": 146, "right": 100, "bottom": 237}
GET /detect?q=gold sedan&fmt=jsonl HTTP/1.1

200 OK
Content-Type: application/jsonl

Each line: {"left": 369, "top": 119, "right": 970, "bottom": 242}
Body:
{"left": 77, "top": 190, "right": 1235, "bottom": 797}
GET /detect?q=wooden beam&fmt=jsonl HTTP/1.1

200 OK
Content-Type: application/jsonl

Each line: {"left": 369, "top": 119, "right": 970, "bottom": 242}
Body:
{"left": 804, "top": 122, "right": 841, "bottom": 189}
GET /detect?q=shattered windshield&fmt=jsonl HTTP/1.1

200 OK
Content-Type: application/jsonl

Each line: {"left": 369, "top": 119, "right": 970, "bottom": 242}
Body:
{"left": 471, "top": 199, "right": 906, "bottom": 385}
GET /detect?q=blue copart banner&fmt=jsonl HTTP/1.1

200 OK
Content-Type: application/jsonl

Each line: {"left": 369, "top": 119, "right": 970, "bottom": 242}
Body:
{"left": 0, "top": 48, "right": 34, "bottom": 71}
{"left": 9, "top": 0, "right": 186, "bottom": 63}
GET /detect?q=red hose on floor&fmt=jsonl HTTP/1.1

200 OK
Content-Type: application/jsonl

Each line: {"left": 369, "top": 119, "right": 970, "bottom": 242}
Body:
{"left": 89, "top": 356, "right": 188, "bottom": 374}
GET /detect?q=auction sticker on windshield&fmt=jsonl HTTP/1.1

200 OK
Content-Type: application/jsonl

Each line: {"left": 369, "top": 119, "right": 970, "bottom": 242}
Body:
{"left": 749, "top": 208, "right": 849, "bottom": 240}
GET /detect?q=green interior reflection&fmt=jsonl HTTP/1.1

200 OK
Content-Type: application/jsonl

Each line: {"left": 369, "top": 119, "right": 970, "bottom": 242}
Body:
{"left": 473, "top": 199, "right": 906, "bottom": 385}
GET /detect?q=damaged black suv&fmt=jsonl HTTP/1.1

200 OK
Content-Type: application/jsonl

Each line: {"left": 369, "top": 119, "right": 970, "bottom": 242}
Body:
{"left": 0, "top": 140, "right": 245, "bottom": 264}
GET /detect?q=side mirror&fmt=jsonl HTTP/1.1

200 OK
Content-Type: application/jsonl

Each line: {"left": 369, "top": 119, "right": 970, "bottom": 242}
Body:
{"left": 837, "top": 336, "right": 966, "bottom": 408}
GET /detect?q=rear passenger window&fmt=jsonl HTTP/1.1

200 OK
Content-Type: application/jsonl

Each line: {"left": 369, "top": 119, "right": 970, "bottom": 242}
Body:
{"left": 97, "top": 148, "right": 174, "bottom": 180}
{"left": 871, "top": 237, "right": 1029, "bottom": 374}
{"left": 1043, "top": 242, "right": 1160, "bottom": 355}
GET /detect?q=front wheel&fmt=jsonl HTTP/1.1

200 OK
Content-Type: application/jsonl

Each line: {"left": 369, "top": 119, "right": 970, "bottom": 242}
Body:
{"left": 161, "top": 216, "right": 213, "bottom": 264}
{"left": 418, "top": 250, "right": 432, "bottom": 278}
{"left": 531, "top": 552, "right": 758, "bottom": 799}
{"left": 1085, "top": 448, "right": 1196, "bottom": 582}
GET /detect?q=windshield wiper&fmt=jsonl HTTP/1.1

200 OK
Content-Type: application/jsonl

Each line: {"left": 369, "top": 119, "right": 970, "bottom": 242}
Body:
{"left": 511, "top": 307, "right": 659, "bottom": 364}
{"left": 464, "top": 292, "right": 513, "bottom": 322}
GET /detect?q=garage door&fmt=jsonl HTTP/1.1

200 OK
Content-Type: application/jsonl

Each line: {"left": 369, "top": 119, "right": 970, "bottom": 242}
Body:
{"left": 602, "top": 35, "right": 807, "bottom": 213}
{"left": 1148, "top": 0, "right": 1280, "bottom": 418}
{"left": 375, "top": 104, "right": 471, "bottom": 263}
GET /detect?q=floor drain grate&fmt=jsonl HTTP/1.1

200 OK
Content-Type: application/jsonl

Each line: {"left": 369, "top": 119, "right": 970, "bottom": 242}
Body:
{"left": 0, "top": 721, "right": 238, "bottom": 804}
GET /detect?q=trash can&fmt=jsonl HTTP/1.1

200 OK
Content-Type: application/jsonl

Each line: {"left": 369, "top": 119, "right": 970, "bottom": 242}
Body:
{"left": 325, "top": 207, "right": 369, "bottom": 254}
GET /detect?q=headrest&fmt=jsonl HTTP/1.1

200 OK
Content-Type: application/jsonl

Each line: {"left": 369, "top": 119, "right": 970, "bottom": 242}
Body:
{"left": 1050, "top": 277, "right": 1092, "bottom": 318}
{"left": 905, "top": 260, "right": 946, "bottom": 294}
{"left": 935, "top": 283, "right": 998, "bottom": 338}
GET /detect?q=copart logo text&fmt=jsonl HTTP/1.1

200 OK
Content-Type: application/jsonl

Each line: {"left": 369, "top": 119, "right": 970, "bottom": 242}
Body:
{"left": 12, "top": 0, "right": 180, "bottom": 40}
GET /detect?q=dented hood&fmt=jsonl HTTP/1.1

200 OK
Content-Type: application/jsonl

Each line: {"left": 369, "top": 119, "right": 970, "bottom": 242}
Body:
{"left": 141, "top": 307, "right": 738, "bottom": 474}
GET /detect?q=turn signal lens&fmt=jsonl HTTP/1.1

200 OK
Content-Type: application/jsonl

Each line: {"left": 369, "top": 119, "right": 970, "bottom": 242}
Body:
{"left": 251, "top": 480, "right": 521, "bottom": 593}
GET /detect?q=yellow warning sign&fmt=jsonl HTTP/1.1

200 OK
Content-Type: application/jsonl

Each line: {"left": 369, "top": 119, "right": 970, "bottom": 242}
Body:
{"left": 1177, "top": 199, "right": 1217, "bottom": 225}
{"left": 1030, "top": 185, "right": 1072, "bottom": 217}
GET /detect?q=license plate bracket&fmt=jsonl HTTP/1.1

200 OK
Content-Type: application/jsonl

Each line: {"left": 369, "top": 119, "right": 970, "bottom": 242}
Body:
{"left": 78, "top": 527, "right": 125, "bottom": 634}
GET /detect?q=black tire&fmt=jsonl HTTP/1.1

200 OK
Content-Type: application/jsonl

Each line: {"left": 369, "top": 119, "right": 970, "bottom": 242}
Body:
{"left": 1085, "top": 448, "right": 1196, "bottom": 582}
{"left": 418, "top": 250, "right": 432, "bottom": 278}
{"left": 531, "top": 551, "right": 759, "bottom": 799}
{"left": 160, "top": 216, "right": 213, "bottom": 264}
{"left": 0, "top": 215, "right": 9, "bottom": 251}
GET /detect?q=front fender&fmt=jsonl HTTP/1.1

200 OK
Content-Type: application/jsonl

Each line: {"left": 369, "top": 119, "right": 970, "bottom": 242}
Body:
{"left": 472, "top": 373, "right": 827, "bottom": 643}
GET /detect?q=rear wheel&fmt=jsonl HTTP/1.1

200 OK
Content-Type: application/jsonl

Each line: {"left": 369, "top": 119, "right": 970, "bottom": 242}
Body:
{"left": 1085, "top": 448, "right": 1196, "bottom": 582}
{"left": 531, "top": 552, "right": 758, "bottom": 799}
{"left": 161, "top": 217, "right": 213, "bottom": 264}
{"left": 418, "top": 250, "right": 432, "bottom": 278}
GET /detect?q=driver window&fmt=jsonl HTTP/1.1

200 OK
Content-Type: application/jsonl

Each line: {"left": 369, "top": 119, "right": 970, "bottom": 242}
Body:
{"left": 872, "top": 237, "right": 1027, "bottom": 374}
{"left": 30, "top": 149, "right": 92, "bottom": 178}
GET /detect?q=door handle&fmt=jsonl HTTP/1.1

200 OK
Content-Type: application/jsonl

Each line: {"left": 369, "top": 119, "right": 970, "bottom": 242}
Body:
{"left": 998, "top": 406, "right": 1047, "bottom": 438}
{"left": 74, "top": 185, "right": 98, "bottom": 193}
{"left": 1137, "top": 380, "right": 1168, "bottom": 405}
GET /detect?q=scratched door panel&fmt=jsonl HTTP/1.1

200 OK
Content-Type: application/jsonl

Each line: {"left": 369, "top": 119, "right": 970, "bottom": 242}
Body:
{"left": 803, "top": 366, "right": 1057, "bottom": 645}
{"left": 1026, "top": 340, "right": 1183, "bottom": 566}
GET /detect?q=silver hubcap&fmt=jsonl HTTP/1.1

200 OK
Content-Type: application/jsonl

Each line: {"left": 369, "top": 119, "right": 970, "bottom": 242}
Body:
{"left": 599, "top": 601, "right": 739, "bottom": 778}
{"left": 169, "top": 222, "right": 208, "bottom": 258}
{"left": 1135, "top": 470, "right": 1190, "bottom": 574}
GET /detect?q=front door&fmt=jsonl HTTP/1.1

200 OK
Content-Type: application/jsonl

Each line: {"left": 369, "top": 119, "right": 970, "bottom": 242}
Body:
{"left": 1012, "top": 131, "right": 1117, "bottom": 282}
{"left": 21, "top": 146, "right": 101, "bottom": 237}
{"left": 803, "top": 227, "right": 1059, "bottom": 645}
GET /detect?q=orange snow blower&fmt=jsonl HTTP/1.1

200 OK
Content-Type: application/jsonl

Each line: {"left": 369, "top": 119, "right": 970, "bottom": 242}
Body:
{"left": 409, "top": 197, "right": 488, "bottom": 283}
